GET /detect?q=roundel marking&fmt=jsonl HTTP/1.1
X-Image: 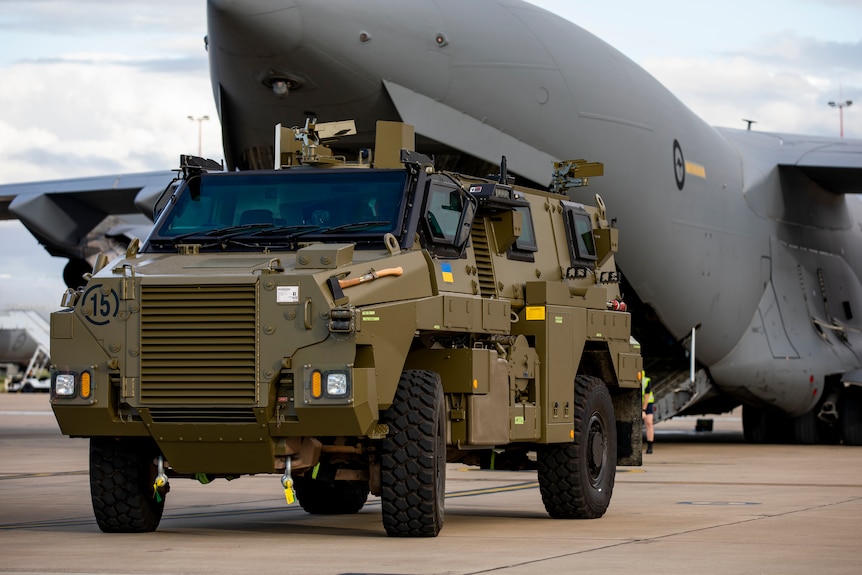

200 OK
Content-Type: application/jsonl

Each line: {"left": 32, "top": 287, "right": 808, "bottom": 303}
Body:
{"left": 673, "top": 139, "right": 685, "bottom": 191}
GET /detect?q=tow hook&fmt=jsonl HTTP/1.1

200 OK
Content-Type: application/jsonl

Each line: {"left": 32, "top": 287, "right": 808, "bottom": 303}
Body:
{"left": 153, "top": 456, "right": 169, "bottom": 503}
{"left": 281, "top": 458, "right": 296, "bottom": 504}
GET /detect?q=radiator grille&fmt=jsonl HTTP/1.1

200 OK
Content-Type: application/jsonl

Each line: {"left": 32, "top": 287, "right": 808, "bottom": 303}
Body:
{"left": 147, "top": 407, "right": 258, "bottom": 423}
{"left": 140, "top": 284, "right": 258, "bottom": 406}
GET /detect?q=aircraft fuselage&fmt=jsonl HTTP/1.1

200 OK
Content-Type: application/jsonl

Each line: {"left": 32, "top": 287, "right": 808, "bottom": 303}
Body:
{"left": 206, "top": 0, "right": 862, "bottom": 421}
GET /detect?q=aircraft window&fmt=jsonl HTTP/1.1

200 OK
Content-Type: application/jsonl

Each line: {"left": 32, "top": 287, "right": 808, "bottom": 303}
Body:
{"left": 153, "top": 169, "right": 408, "bottom": 242}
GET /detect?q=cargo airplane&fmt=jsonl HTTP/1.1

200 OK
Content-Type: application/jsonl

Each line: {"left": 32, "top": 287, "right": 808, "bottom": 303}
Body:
{"left": 1, "top": 0, "right": 861, "bottom": 445}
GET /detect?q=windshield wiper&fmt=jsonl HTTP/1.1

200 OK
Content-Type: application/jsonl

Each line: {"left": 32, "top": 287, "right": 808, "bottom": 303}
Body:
{"left": 171, "top": 223, "right": 272, "bottom": 244}
{"left": 319, "top": 220, "right": 391, "bottom": 234}
{"left": 245, "top": 224, "right": 321, "bottom": 237}
{"left": 219, "top": 225, "right": 325, "bottom": 248}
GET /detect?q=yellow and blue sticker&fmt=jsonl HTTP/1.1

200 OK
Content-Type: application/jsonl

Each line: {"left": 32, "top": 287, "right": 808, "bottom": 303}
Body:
{"left": 441, "top": 262, "right": 454, "bottom": 283}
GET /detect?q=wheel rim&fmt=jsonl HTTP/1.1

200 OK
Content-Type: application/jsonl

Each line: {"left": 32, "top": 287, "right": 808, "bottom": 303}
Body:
{"left": 587, "top": 412, "right": 607, "bottom": 487}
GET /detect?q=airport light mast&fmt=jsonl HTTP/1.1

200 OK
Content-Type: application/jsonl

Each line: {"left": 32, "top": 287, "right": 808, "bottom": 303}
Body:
{"left": 188, "top": 115, "right": 210, "bottom": 155}
{"left": 828, "top": 100, "right": 852, "bottom": 138}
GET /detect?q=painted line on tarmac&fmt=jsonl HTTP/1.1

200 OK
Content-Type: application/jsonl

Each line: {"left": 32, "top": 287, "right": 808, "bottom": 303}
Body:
{"left": 0, "top": 470, "right": 87, "bottom": 481}
{"left": 618, "top": 478, "right": 862, "bottom": 488}
{"left": 445, "top": 480, "right": 538, "bottom": 498}
{"left": 0, "top": 516, "right": 97, "bottom": 531}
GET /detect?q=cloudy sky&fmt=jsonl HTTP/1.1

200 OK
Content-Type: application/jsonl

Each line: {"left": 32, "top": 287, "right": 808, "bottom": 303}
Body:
{"left": 1, "top": 0, "right": 860, "bottom": 313}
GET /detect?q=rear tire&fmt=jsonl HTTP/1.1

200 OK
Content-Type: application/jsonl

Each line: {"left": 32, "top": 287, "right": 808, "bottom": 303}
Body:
{"left": 538, "top": 375, "right": 616, "bottom": 519}
{"left": 379, "top": 370, "right": 446, "bottom": 537}
{"left": 790, "top": 409, "right": 819, "bottom": 444}
{"left": 840, "top": 385, "right": 862, "bottom": 446}
{"left": 89, "top": 437, "right": 165, "bottom": 533}
{"left": 742, "top": 404, "right": 792, "bottom": 443}
{"left": 294, "top": 476, "right": 369, "bottom": 514}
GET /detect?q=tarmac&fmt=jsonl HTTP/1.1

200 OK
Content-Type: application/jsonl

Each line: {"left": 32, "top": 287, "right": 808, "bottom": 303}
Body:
{"left": 1, "top": 392, "right": 860, "bottom": 574}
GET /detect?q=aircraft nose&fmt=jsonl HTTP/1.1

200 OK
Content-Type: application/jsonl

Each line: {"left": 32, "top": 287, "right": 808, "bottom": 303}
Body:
{"left": 207, "top": 0, "right": 302, "bottom": 56}
{"left": 208, "top": 0, "right": 297, "bottom": 18}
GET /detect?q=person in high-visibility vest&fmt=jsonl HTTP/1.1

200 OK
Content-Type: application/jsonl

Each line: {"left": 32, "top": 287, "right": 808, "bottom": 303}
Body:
{"left": 641, "top": 370, "right": 655, "bottom": 454}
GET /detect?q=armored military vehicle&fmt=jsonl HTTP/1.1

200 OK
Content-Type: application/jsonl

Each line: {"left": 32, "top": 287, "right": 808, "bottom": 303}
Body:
{"left": 49, "top": 119, "right": 642, "bottom": 537}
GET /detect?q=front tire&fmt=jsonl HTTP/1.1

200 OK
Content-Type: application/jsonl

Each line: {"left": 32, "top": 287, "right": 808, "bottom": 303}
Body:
{"left": 89, "top": 437, "right": 165, "bottom": 533}
{"left": 538, "top": 375, "right": 616, "bottom": 519}
{"left": 379, "top": 370, "right": 446, "bottom": 537}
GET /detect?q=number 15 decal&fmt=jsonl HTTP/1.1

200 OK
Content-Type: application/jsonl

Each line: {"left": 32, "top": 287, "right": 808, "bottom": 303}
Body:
{"left": 83, "top": 284, "right": 119, "bottom": 326}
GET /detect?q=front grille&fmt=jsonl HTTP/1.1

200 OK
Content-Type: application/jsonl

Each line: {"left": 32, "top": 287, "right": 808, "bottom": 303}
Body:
{"left": 140, "top": 284, "right": 258, "bottom": 406}
{"left": 147, "top": 407, "right": 258, "bottom": 423}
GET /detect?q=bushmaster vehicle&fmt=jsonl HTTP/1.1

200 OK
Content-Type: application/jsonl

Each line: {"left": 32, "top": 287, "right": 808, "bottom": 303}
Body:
{"left": 49, "top": 120, "right": 642, "bottom": 537}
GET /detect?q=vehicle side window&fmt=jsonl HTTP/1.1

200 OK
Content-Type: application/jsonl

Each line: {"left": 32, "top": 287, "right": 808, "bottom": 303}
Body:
{"left": 562, "top": 201, "right": 597, "bottom": 264}
{"left": 424, "top": 181, "right": 464, "bottom": 244}
{"left": 507, "top": 205, "right": 538, "bottom": 262}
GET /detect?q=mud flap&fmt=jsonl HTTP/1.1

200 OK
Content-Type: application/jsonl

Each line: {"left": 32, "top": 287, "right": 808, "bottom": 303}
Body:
{"left": 613, "top": 387, "right": 642, "bottom": 466}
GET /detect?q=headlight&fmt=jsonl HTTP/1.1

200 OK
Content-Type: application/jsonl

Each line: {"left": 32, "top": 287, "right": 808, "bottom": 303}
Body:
{"left": 305, "top": 367, "right": 352, "bottom": 402}
{"left": 326, "top": 372, "right": 349, "bottom": 397}
{"left": 54, "top": 373, "right": 76, "bottom": 397}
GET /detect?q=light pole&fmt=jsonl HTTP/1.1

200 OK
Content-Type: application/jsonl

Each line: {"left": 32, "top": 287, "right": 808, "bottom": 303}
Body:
{"left": 188, "top": 115, "right": 210, "bottom": 155}
{"left": 827, "top": 100, "right": 852, "bottom": 138}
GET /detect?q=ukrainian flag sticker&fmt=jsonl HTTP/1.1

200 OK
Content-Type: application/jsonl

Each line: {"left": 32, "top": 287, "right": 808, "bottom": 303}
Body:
{"left": 441, "top": 262, "right": 454, "bottom": 283}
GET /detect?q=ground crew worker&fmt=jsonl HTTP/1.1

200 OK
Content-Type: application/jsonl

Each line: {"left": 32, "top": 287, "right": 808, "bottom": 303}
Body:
{"left": 641, "top": 370, "right": 655, "bottom": 454}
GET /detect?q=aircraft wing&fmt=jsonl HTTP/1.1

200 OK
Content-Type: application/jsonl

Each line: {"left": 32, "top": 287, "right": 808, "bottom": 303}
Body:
{"left": 778, "top": 132, "right": 862, "bottom": 195}
{"left": 383, "top": 80, "right": 558, "bottom": 186}
{"left": 792, "top": 148, "right": 862, "bottom": 196}
{"left": 720, "top": 128, "right": 862, "bottom": 196}
{"left": 0, "top": 171, "right": 176, "bottom": 285}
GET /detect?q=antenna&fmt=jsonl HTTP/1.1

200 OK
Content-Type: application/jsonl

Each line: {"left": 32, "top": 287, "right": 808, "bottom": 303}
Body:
{"left": 742, "top": 119, "right": 756, "bottom": 131}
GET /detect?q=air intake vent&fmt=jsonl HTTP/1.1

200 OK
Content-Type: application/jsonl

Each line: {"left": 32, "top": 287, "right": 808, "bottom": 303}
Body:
{"left": 140, "top": 284, "right": 258, "bottom": 406}
{"left": 147, "top": 407, "right": 258, "bottom": 423}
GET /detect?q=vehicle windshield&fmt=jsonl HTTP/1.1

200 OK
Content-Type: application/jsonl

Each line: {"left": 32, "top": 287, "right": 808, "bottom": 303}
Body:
{"left": 146, "top": 169, "right": 408, "bottom": 251}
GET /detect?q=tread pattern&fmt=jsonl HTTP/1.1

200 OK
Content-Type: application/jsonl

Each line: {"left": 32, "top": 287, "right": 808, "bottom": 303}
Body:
{"left": 89, "top": 437, "right": 164, "bottom": 533}
{"left": 380, "top": 370, "right": 445, "bottom": 537}
{"left": 538, "top": 375, "right": 616, "bottom": 519}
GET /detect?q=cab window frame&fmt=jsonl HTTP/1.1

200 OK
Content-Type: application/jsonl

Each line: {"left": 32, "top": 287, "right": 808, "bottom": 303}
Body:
{"left": 419, "top": 176, "right": 474, "bottom": 258}
{"left": 506, "top": 205, "right": 538, "bottom": 262}
{"left": 561, "top": 201, "right": 597, "bottom": 265}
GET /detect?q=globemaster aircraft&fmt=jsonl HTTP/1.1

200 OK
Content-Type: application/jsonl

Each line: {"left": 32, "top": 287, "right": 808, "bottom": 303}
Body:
{"left": 2, "top": 0, "right": 862, "bottom": 445}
